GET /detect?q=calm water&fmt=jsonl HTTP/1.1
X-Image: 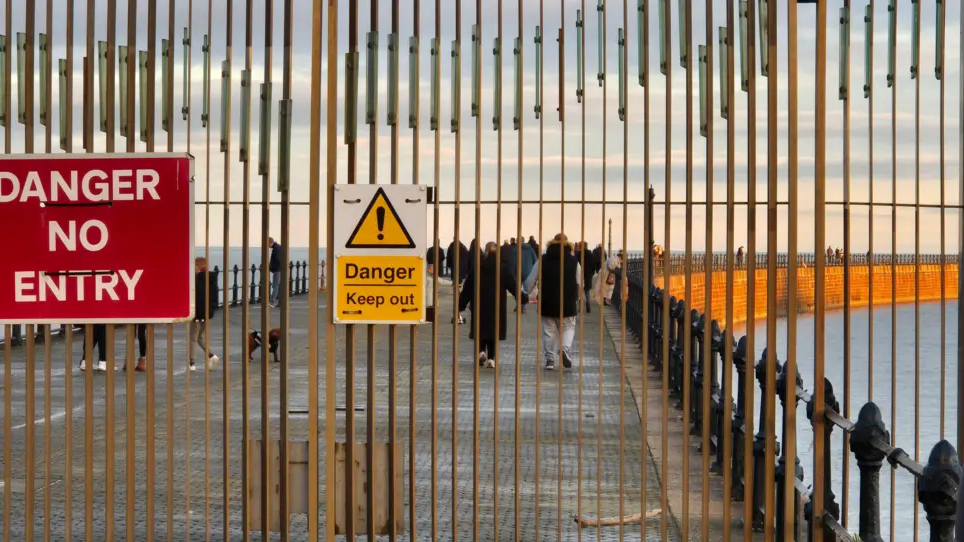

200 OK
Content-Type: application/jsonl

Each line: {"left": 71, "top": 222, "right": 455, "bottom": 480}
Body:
{"left": 730, "top": 301, "right": 958, "bottom": 541}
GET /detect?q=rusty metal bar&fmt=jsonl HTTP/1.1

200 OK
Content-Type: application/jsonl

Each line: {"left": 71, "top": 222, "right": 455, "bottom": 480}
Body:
{"left": 888, "top": 1, "right": 898, "bottom": 538}
{"left": 784, "top": 1, "right": 799, "bottom": 540}
{"left": 743, "top": 0, "right": 757, "bottom": 539}
{"left": 763, "top": 0, "right": 777, "bottom": 539}
{"left": 1, "top": 323, "right": 8, "bottom": 542}
{"left": 408, "top": 0, "right": 421, "bottom": 539}
{"left": 429, "top": 0, "right": 440, "bottom": 539}
{"left": 639, "top": 0, "right": 650, "bottom": 538}
{"left": 23, "top": 0, "right": 35, "bottom": 536}
{"left": 912, "top": 1, "right": 921, "bottom": 539}
{"left": 365, "top": 3, "right": 379, "bottom": 540}
{"left": 958, "top": 0, "right": 964, "bottom": 461}
{"left": 240, "top": 0, "right": 254, "bottom": 538}
{"left": 701, "top": 2, "right": 714, "bottom": 539}
{"left": 513, "top": 0, "right": 524, "bottom": 539}
{"left": 659, "top": 0, "right": 671, "bottom": 537}
{"left": 387, "top": 0, "right": 401, "bottom": 539}
{"left": 307, "top": 0, "right": 323, "bottom": 538}
{"left": 345, "top": 1, "right": 358, "bottom": 540}
{"left": 840, "top": 3, "right": 853, "bottom": 534}
{"left": 324, "top": 0, "right": 339, "bottom": 539}
{"left": 681, "top": 0, "right": 693, "bottom": 538}
{"left": 722, "top": 0, "right": 735, "bottom": 540}
{"left": 812, "top": 1, "right": 828, "bottom": 542}
{"left": 595, "top": 3, "right": 605, "bottom": 542}
{"left": 619, "top": 0, "right": 629, "bottom": 537}
{"left": 220, "top": 1, "right": 234, "bottom": 539}
{"left": 61, "top": 6, "right": 74, "bottom": 539}
{"left": 938, "top": 0, "right": 946, "bottom": 441}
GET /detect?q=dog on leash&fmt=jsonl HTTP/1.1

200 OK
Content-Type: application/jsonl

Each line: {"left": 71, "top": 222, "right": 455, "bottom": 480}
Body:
{"left": 248, "top": 328, "right": 282, "bottom": 363}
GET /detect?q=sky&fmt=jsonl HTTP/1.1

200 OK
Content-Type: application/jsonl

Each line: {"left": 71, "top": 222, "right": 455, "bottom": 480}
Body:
{"left": 1, "top": 0, "right": 961, "bottom": 254}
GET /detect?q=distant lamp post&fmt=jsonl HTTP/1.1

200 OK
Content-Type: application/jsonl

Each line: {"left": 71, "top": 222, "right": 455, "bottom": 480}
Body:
{"left": 608, "top": 218, "right": 613, "bottom": 255}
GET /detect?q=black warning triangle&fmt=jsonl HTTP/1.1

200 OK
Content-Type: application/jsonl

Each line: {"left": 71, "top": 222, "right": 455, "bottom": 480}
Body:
{"left": 345, "top": 187, "right": 417, "bottom": 249}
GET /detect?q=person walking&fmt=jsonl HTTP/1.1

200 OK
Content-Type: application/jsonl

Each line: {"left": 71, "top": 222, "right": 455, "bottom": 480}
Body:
{"left": 79, "top": 323, "right": 111, "bottom": 371}
{"left": 574, "top": 242, "right": 598, "bottom": 313}
{"left": 268, "top": 237, "right": 284, "bottom": 307}
{"left": 527, "top": 235, "right": 540, "bottom": 257}
{"left": 123, "top": 323, "right": 149, "bottom": 372}
{"left": 457, "top": 242, "right": 527, "bottom": 368}
{"left": 189, "top": 257, "right": 221, "bottom": 371}
{"left": 529, "top": 233, "right": 579, "bottom": 370}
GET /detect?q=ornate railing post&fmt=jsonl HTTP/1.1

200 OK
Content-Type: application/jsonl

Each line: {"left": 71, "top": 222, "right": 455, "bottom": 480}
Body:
{"left": 710, "top": 324, "right": 726, "bottom": 470}
{"left": 288, "top": 261, "right": 296, "bottom": 295}
{"left": 731, "top": 335, "right": 747, "bottom": 501}
{"left": 752, "top": 348, "right": 780, "bottom": 531}
{"left": 775, "top": 362, "right": 804, "bottom": 541}
{"left": 690, "top": 313, "right": 706, "bottom": 436}
{"left": 652, "top": 288, "right": 664, "bottom": 369}
{"left": 918, "top": 440, "right": 961, "bottom": 542}
{"left": 250, "top": 264, "right": 259, "bottom": 303}
{"left": 850, "top": 402, "right": 889, "bottom": 542}
{"left": 804, "top": 377, "right": 840, "bottom": 541}
{"left": 301, "top": 261, "right": 309, "bottom": 293}
{"left": 665, "top": 297, "right": 677, "bottom": 385}
{"left": 231, "top": 265, "right": 240, "bottom": 306}
{"left": 672, "top": 301, "right": 688, "bottom": 406}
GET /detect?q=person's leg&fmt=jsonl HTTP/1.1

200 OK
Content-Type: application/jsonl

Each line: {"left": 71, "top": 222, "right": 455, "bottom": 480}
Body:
{"left": 541, "top": 317, "right": 559, "bottom": 369}
{"left": 137, "top": 324, "right": 147, "bottom": 359}
{"left": 188, "top": 321, "right": 201, "bottom": 366}
{"left": 271, "top": 272, "right": 282, "bottom": 304}
{"left": 560, "top": 316, "right": 577, "bottom": 368}
{"left": 95, "top": 324, "right": 107, "bottom": 365}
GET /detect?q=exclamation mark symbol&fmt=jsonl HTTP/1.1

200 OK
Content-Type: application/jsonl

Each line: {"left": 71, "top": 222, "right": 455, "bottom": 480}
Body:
{"left": 376, "top": 207, "right": 386, "bottom": 240}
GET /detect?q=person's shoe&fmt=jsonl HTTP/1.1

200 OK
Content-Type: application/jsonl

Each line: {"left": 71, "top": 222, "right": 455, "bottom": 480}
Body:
{"left": 207, "top": 355, "right": 220, "bottom": 370}
{"left": 95, "top": 361, "right": 110, "bottom": 372}
{"left": 545, "top": 360, "right": 556, "bottom": 371}
{"left": 189, "top": 361, "right": 197, "bottom": 371}
{"left": 485, "top": 358, "right": 496, "bottom": 369}
{"left": 562, "top": 350, "right": 573, "bottom": 369}
{"left": 134, "top": 359, "right": 147, "bottom": 372}
{"left": 79, "top": 359, "right": 87, "bottom": 371}
{"left": 585, "top": 301, "right": 592, "bottom": 314}
{"left": 478, "top": 351, "right": 488, "bottom": 367}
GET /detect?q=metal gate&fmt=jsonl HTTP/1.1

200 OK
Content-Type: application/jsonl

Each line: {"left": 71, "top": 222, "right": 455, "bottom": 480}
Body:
{"left": 1, "top": 0, "right": 963, "bottom": 541}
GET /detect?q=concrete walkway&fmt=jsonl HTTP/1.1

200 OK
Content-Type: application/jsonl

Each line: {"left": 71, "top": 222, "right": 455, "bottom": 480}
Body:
{"left": 0, "top": 289, "right": 664, "bottom": 541}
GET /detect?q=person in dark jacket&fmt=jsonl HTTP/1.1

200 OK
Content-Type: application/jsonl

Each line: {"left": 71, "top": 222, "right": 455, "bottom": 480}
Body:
{"left": 268, "top": 237, "right": 284, "bottom": 307}
{"left": 426, "top": 242, "right": 445, "bottom": 276}
{"left": 528, "top": 235, "right": 540, "bottom": 257}
{"left": 537, "top": 233, "right": 579, "bottom": 370}
{"left": 446, "top": 239, "right": 466, "bottom": 278}
{"left": 458, "top": 242, "right": 527, "bottom": 368}
{"left": 190, "top": 256, "right": 221, "bottom": 371}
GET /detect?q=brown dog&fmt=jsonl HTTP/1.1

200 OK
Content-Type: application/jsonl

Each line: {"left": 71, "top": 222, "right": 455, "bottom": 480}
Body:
{"left": 248, "top": 328, "right": 282, "bottom": 363}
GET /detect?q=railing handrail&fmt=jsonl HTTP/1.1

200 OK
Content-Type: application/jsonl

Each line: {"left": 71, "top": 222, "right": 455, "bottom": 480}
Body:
{"left": 613, "top": 265, "right": 961, "bottom": 541}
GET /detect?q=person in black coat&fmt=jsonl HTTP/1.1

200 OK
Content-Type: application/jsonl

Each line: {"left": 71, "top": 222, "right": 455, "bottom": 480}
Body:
{"left": 527, "top": 235, "right": 540, "bottom": 257}
{"left": 458, "top": 242, "right": 527, "bottom": 368}
{"left": 573, "top": 241, "right": 598, "bottom": 313}
{"left": 539, "top": 233, "right": 580, "bottom": 370}
{"left": 189, "top": 256, "right": 221, "bottom": 371}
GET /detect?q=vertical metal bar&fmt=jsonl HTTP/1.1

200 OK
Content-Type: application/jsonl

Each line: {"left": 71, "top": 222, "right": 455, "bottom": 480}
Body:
{"left": 105, "top": 324, "right": 116, "bottom": 540}
{"left": 493, "top": 0, "right": 503, "bottom": 538}
{"left": 277, "top": 0, "right": 293, "bottom": 499}
{"left": 430, "top": 0, "right": 440, "bottom": 539}
{"left": 912, "top": 1, "right": 921, "bottom": 539}
{"left": 888, "top": 1, "right": 898, "bottom": 538}
{"left": 346, "top": 2, "right": 358, "bottom": 539}
{"left": 513, "top": 0, "right": 524, "bottom": 535}
{"left": 324, "top": 0, "right": 339, "bottom": 539}
{"left": 858, "top": 2, "right": 874, "bottom": 526}
{"left": 240, "top": 0, "right": 254, "bottom": 538}
{"left": 62, "top": 8, "right": 74, "bottom": 540}
{"left": 619, "top": 0, "right": 628, "bottom": 539}
{"left": 446, "top": 0, "right": 461, "bottom": 537}
{"left": 743, "top": 0, "right": 758, "bottom": 537}
{"left": 220, "top": 1, "right": 234, "bottom": 539}
{"left": 659, "top": 0, "right": 671, "bottom": 537}
{"left": 937, "top": 0, "right": 946, "bottom": 442}
{"left": 259, "top": 0, "right": 274, "bottom": 536}
{"left": 812, "top": 1, "right": 828, "bottom": 541}
{"left": 408, "top": 0, "right": 421, "bottom": 540}
{"left": 763, "top": 0, "right": 777, "bottom": 539}
{"left": 839, "top": 1, "right": 854, "bottom": 532}
{"left": 702, "top": 0, "right": 714, "bottom": 538}
{"left": 307, "top": 0, "right": 323, "bottom": 539}
{"left": 364, "top": 1, "right": 379, "bottom": 541}
{"left": 958, "top": 0, "right": 964, "bottom": 461}
{"left": 722, "top": 0, "right": 735, "bottom": 540}
{"left": 639, "top": 0, "right": 650, "bottom": 538}
{"left": 41, "top": 4, "right": 51, "bottom": 542}
{"left": 126, "top": 323, "right": 137, "bottom": 542}
{"left": 784, "top": 1, "right": 799, "bottom": 540}
{"left": 595, "top": 1, "right": 606, "bottom": 542}
{"left": 682, "top": 0, "right": 693, "bottom": 539}
{"left": 20, "top": 2, "right": 35, "bottom": 538}
{"left": 82, "top": 5, "right": 93, "bottom": 540}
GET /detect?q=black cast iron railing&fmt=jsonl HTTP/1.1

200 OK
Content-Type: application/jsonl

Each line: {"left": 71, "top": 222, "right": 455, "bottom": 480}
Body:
{"left": 614, "top": 266, "right": 962, "bottom": 542}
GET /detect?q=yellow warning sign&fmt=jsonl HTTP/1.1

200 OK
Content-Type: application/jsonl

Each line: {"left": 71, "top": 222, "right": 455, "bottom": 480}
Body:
{"left": 344, "top": 187, "right": 416, "bottom": 249}
{"left": 334, "top": 255, "right": 424, "bottom": 324}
